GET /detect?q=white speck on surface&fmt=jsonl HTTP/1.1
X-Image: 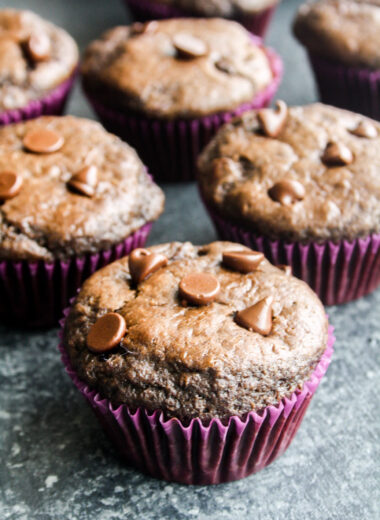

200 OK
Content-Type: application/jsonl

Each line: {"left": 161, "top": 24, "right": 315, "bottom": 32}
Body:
{"left": 11, "top": 443, "right": 20, "bottom": 456}
{"left": 45, "top": 475, "right": 59, "bottom": 489}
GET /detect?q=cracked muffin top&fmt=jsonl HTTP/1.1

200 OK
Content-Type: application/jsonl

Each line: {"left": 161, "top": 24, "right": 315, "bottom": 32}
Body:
{"left": 293, "top": 0, "right": 380, "bottom": 69}
{"left": 143, "top": 0, "right": 279, "bottom": 16}
{"left": 81, "top": 18, "right": 274, "bottom": 119}
{"left": 64, "top": 241, "right": 328, "bottom": 420}
{"left": 0, "top": 9, "right": 78, "bottom": 112}
{"left": 198, "top": 103, "right": 380, "bottom": 242}
{"left": 0, "top": 116, "right": 164, "bottom": 262}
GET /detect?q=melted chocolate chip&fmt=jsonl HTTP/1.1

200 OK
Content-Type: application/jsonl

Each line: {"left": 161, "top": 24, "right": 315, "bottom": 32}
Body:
{"left": 0, "top": 172, "right": 23, "bottom": 201}
{"left": 322, "top": 142, "right": 353, "bottom": 166}
{"left": 129, "top": 248, "right": 168, "bottom": 284}
{"left": 130, "top": 21, "right": 158, "bottom": 36}
{"left": 350, "top": 121, "right": 377, "bottom": 139}
{"left": 173, "top": 33, "right": 207, "bottom": 59}
{"left": 68, "top": 165, "right": 98, "bottom": 197}
{"left": 235, "top": 296, "right": 273, "bottom": 335}
{"left": 277, "top": 264, "right": 292, "bottom": 276}
{"left": 257, "top": 100, "right": 288, "bottom": 138}
{"left": 222, "top": 250, "right": 264, "bottom": 273}
{"left": 23, "top": 129, "right": 64, "bottom": 154}
{"left": 179, "top": 273, "right": 220, "bottom": 306}
{"left": 87, "top": 312, "right": 127, "bottom": 353}
{"left": 268, "top": 179, "right": 305, "bottom": 206}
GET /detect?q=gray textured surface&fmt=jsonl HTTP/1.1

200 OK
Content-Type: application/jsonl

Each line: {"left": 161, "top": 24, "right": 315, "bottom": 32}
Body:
{"left": 0, "top": 1, "right": 379, "bottom": 519}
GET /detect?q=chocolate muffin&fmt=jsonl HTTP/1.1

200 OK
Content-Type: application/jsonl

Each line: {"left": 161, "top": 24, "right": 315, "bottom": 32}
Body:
{"left": 61, "top": 241, "right": 333, "bottom": 483}
{"left": 0, "top": 115, "right": 164, "bottom": 326}
{"left": 123, "top": 0, "right": 280, "bottom": 38}
{"left": 81, "top": 18, "right": 282, "bottom": 180}
{"left": 293, "top": 1, "right": 380, "bottom": 119}
{"left": 0, "top": 9, "right": 78, "bottom": 124}
{"left": 198, "top": 102, "right": 380, "bottom": 304}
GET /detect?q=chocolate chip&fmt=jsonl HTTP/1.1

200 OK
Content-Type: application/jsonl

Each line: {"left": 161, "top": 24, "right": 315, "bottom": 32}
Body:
{"left": 23, "top": 129, "right": 64, "bottom": 154}
{"left": 129, "top": 248, "right": 168, "bottom": 284}
{"left": 235, "top": 296, "right": 273, "bottom": 335}
{"left": 257, "top": 100, "right": 288, "bottom": 138}
{"left": 87, "top": 312, "right": 127, "bottom": 353}
{"left": 179, "top": 273, "right": 220, "bottom": 306}
{"left": 173, "top": 33, "right": 207, "bottom": 59}
{"left": 223, "top": 250, "right": 264, "bottom": 273}
{"left": 277, "top": 264, "right": 292, "bottom": 276}
{"left": 0, "top": 172, "right": 23, "bottom": 201}
{"left": 25, "top": 33, "right": 51, "bottom": 62}
{"left": 268, "top": 179, "right": 305, "bottom": 205}
{"left": 322, "top": 142, "right": 353, "bottom": 166}
{"left": 350, "top": 121, "right": 377, "bottom": 139}
{"left": 215, "top": 58, "right": 235, "bottom": 74}
{"left": 67, "top": 165, "right": 98, "bottom": 197}
{"left": 130, "top": 21, "right": 158, "bottom": 36}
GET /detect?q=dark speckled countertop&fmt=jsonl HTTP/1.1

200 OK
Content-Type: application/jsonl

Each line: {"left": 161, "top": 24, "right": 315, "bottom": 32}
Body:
{"left": 0, "top": 1, "right": 379, "bottom": 519}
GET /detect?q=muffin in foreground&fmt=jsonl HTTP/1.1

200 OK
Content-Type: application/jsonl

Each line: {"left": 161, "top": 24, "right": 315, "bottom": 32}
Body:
{"left": 0, "top": 9, "right": 79, "bottom": 126}
{"left": 61, "top": 241, "right": 334, "bottom": 484}
{"left": 198, "top": 102, "right": 380, "bottom": 305}
{"left": 0, "top": 116, "right": 164, "bottom": 327}
{"left": 123, "top": 0, "right": 280, "bottom": 38}
{"left": 293, "top": 0, "right": 380, "bottom": 120}
{"left": 81, "top": 18, "right": 282, "bottom": 181}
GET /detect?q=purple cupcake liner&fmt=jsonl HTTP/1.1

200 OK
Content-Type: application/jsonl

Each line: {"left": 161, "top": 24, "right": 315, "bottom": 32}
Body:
{"left": 59, "top": 311, "right": 334, "bottom": 485}
{"left": 307, "top": 52, "right": 380, "bottom": 121}
{"left": 204, "top": 203, "right": 380, "bottom": 306}
{"left": 83, "top": 43, "right": 282, "bottom": 182}
{"left": 123, "top": 0, "right": 277, "bottom": 38}
{"left": 0, "top": 68, "right": 78, "bottom": 127}
{"left": 0, "top": 223, "right": 152, "bottom": 328}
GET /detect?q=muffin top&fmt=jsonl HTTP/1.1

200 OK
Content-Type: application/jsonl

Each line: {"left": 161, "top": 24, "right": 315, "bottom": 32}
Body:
{"left": 294, "top": 0, "right": 380, "bottom": 69}
{"left": 148, "top": 0, "right": 279, "bottom": 16}
{"left": 198, "top": 103, "right": 380, "bottom": 242}
{"left": 0, "top": 116, "right": 164, "bottom": 262}
{"left": 81, "top": 18, "right": 274, "bottom": 119}
{"left": 0, "top": 9, "right": 78, "bottom": 112}
{"left": 64, "top": 241, "right": 328, "bottom": 420}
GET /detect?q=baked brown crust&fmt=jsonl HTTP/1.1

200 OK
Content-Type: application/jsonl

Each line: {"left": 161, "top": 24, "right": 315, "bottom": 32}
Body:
{"left": 64, "top": 241, "right": 328, "bottom": 420}
{"left": 148, "top": 0, "right": 279, "bottom": 16}
{"left": 0, "top": 116, "right": 165, "bottom": 261}
{"left": 198, "top": 103, "right": 380, "bottom": 242}
{"left": 293, "top": 0, "right": 380, "bottom": 69}
{"left": 0, "top": 9, "right": 78, "bottom": 112}
{"left": 81, "top": 18, "right": 273, "bottom": 119}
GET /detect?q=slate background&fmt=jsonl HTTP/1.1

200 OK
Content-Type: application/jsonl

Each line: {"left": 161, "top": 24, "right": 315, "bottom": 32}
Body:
{"left": 0, "top": 1, "right": 379, "bottom": 519}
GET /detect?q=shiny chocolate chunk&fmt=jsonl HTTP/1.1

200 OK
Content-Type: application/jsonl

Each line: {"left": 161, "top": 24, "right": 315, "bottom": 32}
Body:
{"left": 87, "top": 312, "right": 127, "bottom": 353}
{"left": 322, "top": 142, "right": 353, "bottom": 166}
{"left": 235, "top": 296, "right": 273, "bottom": 336}
{"left": 23, "top": 128, "right": 64, "bottom": 154}
{"left": 222, "top": 250, "right": 264, "bottom": 273}
{"left": 350, "top": 121, "right": 377, "bottom": 139}
{"left": 268, "top": 179, "right": 305, "bottom": 206}
{"left": 129, "top": 248, "right": 168, "bottom": 284}
{"left": 173, "top": 33, "right": 207, "bottom": 59}
{"left": 257, "top": 100, "right": 288, "bottom": 138}
{"left": 0, "top": 172, "right": 23, "bottom": 201}
{"left": 25, "top": 33, "right": 51, "bottom": 62}
{"left": 277, "top": 264, "right": 292, "bottom": 276}
{"left": 68, "top": 165, "right": 98, "bottom": 197}
{"left": 179, "top": 272, "right": 220, "bottom": 306}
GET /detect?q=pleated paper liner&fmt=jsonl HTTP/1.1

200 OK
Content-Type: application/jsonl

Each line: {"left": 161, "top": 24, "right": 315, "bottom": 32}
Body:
{"left": 204, "top": 204, "right": 380, "bottom": 306}
{"left": 59, "top": 311, "right": 334, "bottom": 485}
{"left": 83, "top": 41, "right": 282, "bottom": 182}
{"left": 0, "top": 69, "right": 77, "bottom": 126}
{"left": 307, "top": 52, "right": 380, "bottom": 121}
{"left": 123, "top": 0, "right": 277, "bottom": 38}
{"left": 0, "top": 223, "right": 152, "bottom": 328}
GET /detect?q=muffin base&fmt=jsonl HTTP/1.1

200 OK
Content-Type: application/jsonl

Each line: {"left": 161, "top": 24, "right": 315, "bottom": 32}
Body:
{"left": 205, "top": 204, "right": 380, "bottom": 306}
{"left": 0, "top": 69, "right": 78, "bottom": 126}
{"left": 123, "top": 0, "right": 277, "bottom": 38}
{"left": 59, "top": 318, "right": 334, "bottom": 485}
{"left": 83, "top": 40, "right": 282, "bottom": 182}
{"left": 0, "top": 223, "right": 152, "bottom": 328}
{"left": 307, "top": 53, "right": 380, "bottom": 121}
